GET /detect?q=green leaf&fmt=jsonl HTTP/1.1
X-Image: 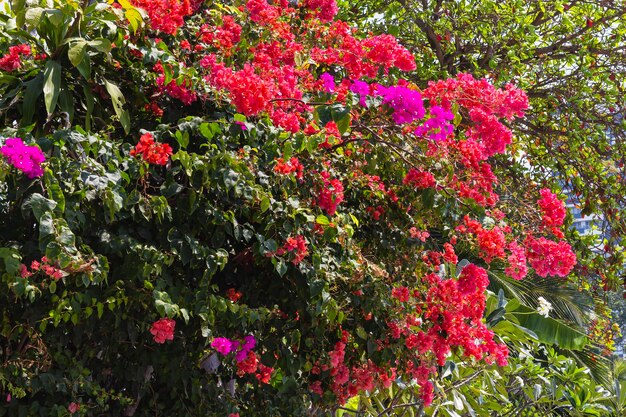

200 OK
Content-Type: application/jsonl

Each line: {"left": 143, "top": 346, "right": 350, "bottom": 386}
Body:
{"left": 199, "top": 122, "right": 220, "bottom": 141}
{"left": 260, "top": 197, "right": 271, "bottom": 213}
{"left": 43, "top": 169, "right": 65, "bottom": 213}
{"left": 76, "top": 55, "right": 91, "bottom": 79}
{"left": 89, "top": 38, "right": 112, "bottom": 53}
{"left": 0, "top": 248, "right": 21, "bottom": 275}
{"left": 104, "top": 79, "right": 130, "bottom": 134}
{"left": 22, "top": 73, "right": 43, "bottom": 125}
{"left": 68, "top": 40, "right": 87, "bottom": 67}
{"left": 24, "top": 7, "right": 44, "bottom": 28}
{"left": 336, "top": 114, "right": 351, "bottom": 135}
{"left": 125, "top": 8, "right": 143, "bottom": 33}
{"left": 515, "top": 306, "right": 589, "bottom": 350}
{"left": 23, "top": 193, "right": 57, "bottom": 221}
{"left": 43, "top": 60, "right": 61, "bottom": 115}
{"left": 316, "top": 215, "right": 330, "bottom": 225}
{"left": 276, "top": 259, "right": 288, "bottom": 277}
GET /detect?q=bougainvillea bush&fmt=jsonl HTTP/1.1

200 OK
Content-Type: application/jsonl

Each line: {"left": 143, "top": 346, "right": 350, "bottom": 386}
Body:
{"left": 0, "top": 0, "right": 592, "bottom": 415}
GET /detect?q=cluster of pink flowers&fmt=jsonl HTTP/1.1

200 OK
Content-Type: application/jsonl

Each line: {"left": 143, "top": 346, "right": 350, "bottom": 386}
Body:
{"left": 319, "top": 72, "right": 336, "bottom": 93}
{"left": 414, "top": 105, "right": 454, "bottom": 141}
{"left": 0, "top": 44, "right": 31, "bottom": 72}
{"left": 538, "top": 188, "right": 566, "bottom": 228}
{"left": 1, "top": 137, "right": 46, "bottom": 178}
{"left": 211, "top": 335, "right": 274, "bottom": 383}
{"left": 316, "top": 172, "right": 344, "bottom": 216}
{"left": 68, "top": 402, "right": 80, "bottom": 414}
{"left": 276, "top": 235, "right": 309, "bottom": 265}
{"left": 150, "top": 318, "right": 176, "bottom": 343}
{"left": 246, "top": 0, "right": 282, "bottom": 25}
{"left": 409, "top": 227, "right": 430, "bottom": 241}
{"left": 212, "top": 335, "right": 256, "bottom": 360}
{"left": 375, "top": 83, "right": 425, "bottom": 124}
{"left": 130, "top": 0, "right": 193, "bottom": 34}
{"left": 273, "top": 157, "right": 304, "bottom": 179}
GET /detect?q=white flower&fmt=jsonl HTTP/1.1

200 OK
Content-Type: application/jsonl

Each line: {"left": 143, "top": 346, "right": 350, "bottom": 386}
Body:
{"left": 536, "top": 296, "right": 552, "bottom": 318}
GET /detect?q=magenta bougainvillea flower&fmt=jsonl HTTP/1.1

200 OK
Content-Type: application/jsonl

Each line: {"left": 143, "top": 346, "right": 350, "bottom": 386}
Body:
{"left": 0, "top": 137, "right": 45, "bottom": 178}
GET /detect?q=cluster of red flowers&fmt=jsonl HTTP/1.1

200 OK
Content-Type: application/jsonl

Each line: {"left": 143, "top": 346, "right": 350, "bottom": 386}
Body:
{"left": 311, "top": 258, "right": 508, "bottom": 406}
{"left": 197, "top": 15, "right": 242, "bottom": 55}
{"left": 273, "top": 157, "right": 304, "bottom": 179}
{"left": 276, "top": 235, "right": 308, "bottom": 265}
{"left": 130, "top": 133, "right": 173, "bottom": 165}
{"left": 153, "top": 62, "right": 198, "bottom": 105}
{"left": 456, "top": 216, "right": 506, "bottom": 263}
{"left": 424, "top": 74, "right": 525, "bottom": 157}
{"left": 314, "top": 332, "right": 385, "bottom": 403}
{"left": 525, "top": 236, "right": 577, "bottom": 277}
{"left": 505, "top": 241, "right": 528, "bottom": 280}
{"left": 226, "top": 288, "right": 242, "bottom": 302}
{"left": 316, "top": 172, "right": 344, "bottom": 216}
{"left": 403, "top": 168, "right": 436, "bottom": 189}
{"left": 303, "top": 0, "right": 339, "bottom": 21}
{"left": 416, "top": 74, "right": 528, "bottom": 207}
{"left": 130, "top": 0, "right": 193, "bottom": 35}
{"left": 150, "top": 318, "right": 175, "bottom": 343}
{"left": 191, "top": 0, "right": 415, "bottom": 132}
{"left": 18, "top": 257, "right": 65, "bottom": 280}
{"left": 0, "top": 44, "right": 30, "bottom": 72}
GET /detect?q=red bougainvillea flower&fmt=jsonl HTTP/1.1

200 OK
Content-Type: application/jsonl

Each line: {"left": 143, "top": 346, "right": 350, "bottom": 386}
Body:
{"left": 403, "top": 168, "right": 435, "bottom": 189}
{"left": 525, "top": 236, "right": 576, "bottom": 277}
{"left": 150, "top": 318, "right": 175, "bottom": 343}
{"left": 68, "top": 402, "right": 80, "bottom": 414}
{"left": 276, "top": 235, "right": 308, "bottom": 265}
{"left": 130, "top": 0, "right": 193, "bottom": 35}
{"left": 226, "top": 288, "right": 242, "bottom": 302}
{"left": 130, "top": 133, "right": 173, "bottom": 165}
{"left": 538, "top": 188, "right": 566, "bottom": 228}
{"left": 316, "top": 171, "right": 344, "bottom": 215}
{"left": 0, "top": 44, "right": 31, "bottom": 72}
{"left": 274, "top": 157, "right": 304, "bottom": 179}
